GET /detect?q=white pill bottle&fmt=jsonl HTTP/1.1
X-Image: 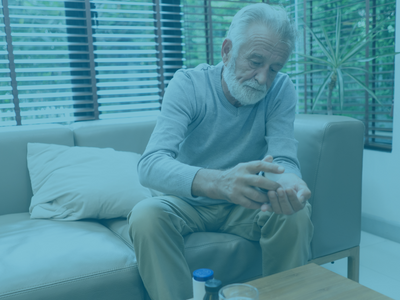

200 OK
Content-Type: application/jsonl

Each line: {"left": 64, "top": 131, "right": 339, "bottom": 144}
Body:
{"left": 192, "top": 268, "right": 214, "bottom": 300}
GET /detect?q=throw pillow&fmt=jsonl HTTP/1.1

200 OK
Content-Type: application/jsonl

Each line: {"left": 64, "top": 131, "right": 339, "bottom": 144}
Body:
{"left": 27, "top": 143, "right": 152, "bottom": 220}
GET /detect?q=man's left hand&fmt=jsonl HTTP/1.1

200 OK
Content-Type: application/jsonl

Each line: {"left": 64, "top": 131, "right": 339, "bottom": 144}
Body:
{"left": 262, "top": 173, "right": 311, "bottom": 215}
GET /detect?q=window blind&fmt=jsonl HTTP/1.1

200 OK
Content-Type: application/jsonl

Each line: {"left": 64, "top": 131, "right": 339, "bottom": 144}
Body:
{"left": 91, "top": 0, "right": 183, "bottom": 120}
{"left": 0, "top": 0, "right": 185, "bottom": 126}
{"left": 2, "top": 0, "right": 96, "bottom": 125}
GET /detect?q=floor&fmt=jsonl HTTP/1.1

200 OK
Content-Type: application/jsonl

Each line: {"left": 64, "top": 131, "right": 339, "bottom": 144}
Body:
{"left": 321, "top": 231, "right": 400, "bottom": 299}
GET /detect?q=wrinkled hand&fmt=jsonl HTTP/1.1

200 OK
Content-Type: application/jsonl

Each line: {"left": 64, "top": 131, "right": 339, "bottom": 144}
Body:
{"left": 218, "top": 155, "right": 283, "bottom": 210}
{"left": 263, "top": 172, "right": 311, "bottom": 215}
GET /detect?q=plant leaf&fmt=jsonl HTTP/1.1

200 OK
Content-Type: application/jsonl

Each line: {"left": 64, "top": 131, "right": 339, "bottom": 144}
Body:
{"left": 306, "top": 24, "right": 335, "bottom": 64}
{"left": 335, "top": 9, "right": 341, "bottom": 61}
{"left": 339, "top": 22, "right": 358, "bottom": 59}
{"left": 357, "top": 52, "right": 400, "bottom": 62}
{"left": 342, "top": 58, "right": 366, "bottom": 65}
{"left": 286, "top": 60, "right": 330, "bottom": 65}
{"left": 292, "top": 53, "right": 334, "bottom": 66}
{"left": 340, "top": 17, "right": 390, "bottom": 63}
{"left": 341, "top": 66, "right": 373, "bottom": 74}
{"left": 340, "top": 30, "right": 381, "bottom": 64}
{"left": 287, "top": 69, "right": 329, "bottom": 78}
{"left": 343, "top": 71, "right": 382, "bottom": 104}
{"left": 322, "top": 26, "right": 335, "bottom": 63}
{"left": 312, "top": 71, "right": 333, "bottom": 112}
{"left": 336, "top": 69, "right": 344, "bottom": 110}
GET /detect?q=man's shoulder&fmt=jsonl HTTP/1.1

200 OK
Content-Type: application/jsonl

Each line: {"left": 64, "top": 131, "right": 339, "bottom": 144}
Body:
{"left": 173, "top": 63, "right": 218, "bottom": 82}
{"left": 271, "top": 72, "right": 291, "bottom": 90}
{"left": 265, "top": 72, "right": 296, "bottom": 106}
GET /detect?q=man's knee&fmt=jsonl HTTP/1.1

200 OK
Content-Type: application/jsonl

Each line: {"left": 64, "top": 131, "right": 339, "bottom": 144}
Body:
{"left": 288, "top": 202, "right": 311, "bottom": 222}
{"left": 281, "top": 202, "right": 312, "bottom": 230}
{"left": 258, "top": 202, "right": 313, "bottom": 238}
{"left": 128, "top": 197, "right": 169, "bottom": 233}
{"left": 282, "top": 203, "right": 313, "bottom": 242}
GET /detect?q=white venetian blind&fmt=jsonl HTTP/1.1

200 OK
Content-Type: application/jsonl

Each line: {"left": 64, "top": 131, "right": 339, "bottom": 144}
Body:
{"left": 5, "top": 0, "right": 95, "bottom": 125}
{"left": 90, "top": 0, "right": 184, "bottom": 120}
{"left": 0, "top": 0, "right": 185, "bottom": 126}
{"left": 92, "top": 0, "right": 158, "bottom": 120}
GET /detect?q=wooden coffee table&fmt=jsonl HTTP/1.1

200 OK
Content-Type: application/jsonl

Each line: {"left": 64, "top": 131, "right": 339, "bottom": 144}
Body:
{"left": 246, "top": 263, "right": 392, "bottom": 299}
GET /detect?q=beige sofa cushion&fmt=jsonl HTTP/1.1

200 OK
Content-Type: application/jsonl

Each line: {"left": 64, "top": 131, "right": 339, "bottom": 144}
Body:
{"left": 0, "top": 213, "right": 147, "bottom": 300}
{"left": 27, "top": 143, "right": 152, "bottom": 220}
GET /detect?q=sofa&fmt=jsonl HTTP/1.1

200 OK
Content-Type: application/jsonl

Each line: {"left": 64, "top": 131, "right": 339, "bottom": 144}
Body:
{"left": 0, "top": 114, "right": 364, "bottom": 300}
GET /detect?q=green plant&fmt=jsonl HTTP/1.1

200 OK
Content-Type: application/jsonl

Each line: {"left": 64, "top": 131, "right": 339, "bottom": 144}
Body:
{"left": 288, "top": 9, "right": 399, "bottom": 115}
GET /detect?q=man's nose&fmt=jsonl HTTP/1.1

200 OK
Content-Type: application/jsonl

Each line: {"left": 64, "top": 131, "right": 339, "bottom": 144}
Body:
{"left": 254, "top": 66, "right": 269, "bottom": 86}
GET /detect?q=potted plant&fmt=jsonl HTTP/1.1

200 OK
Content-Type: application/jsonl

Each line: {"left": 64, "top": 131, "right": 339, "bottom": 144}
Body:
{"left": 288, "top": 9, "right": 399, "bottom": 115}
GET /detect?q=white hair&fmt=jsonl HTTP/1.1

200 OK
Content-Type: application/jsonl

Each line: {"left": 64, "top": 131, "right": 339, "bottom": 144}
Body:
{"left": 226, "top": 3, "right": 297, "bottom": 58}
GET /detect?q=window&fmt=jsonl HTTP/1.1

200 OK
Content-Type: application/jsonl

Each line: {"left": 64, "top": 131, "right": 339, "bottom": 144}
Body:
{"left": 0, "top": 0, "right": 395, "bottom": 151}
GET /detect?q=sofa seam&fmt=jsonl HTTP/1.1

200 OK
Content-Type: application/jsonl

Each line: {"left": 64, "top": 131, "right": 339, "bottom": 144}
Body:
{"left": 308, "top": 121, "right": 330, "bottom": 260}
{"left": 103, "top": 222, "right": 136, "bottom": 252}
{"left": 310, "top": 122, "right": 331, "bottom": 213}
{"left": 0, "top": 265, "right": 137, "bottom": 298}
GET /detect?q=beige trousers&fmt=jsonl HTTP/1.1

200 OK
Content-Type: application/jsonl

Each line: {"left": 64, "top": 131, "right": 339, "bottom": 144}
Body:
{"left": 128, "top": 195, "right": 313, "bottom": 300}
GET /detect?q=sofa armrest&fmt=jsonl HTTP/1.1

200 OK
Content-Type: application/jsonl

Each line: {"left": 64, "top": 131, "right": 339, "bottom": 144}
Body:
{"left": 294, "top": 114, "right": 364, "bottom": 259}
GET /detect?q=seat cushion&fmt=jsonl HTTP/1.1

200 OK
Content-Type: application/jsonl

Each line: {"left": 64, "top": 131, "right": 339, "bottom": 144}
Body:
{"left": 100, "top": 218, "right": 262, "bottom": 285}
{"left": 0, "top": 213, "right": 147, "bottom": 300}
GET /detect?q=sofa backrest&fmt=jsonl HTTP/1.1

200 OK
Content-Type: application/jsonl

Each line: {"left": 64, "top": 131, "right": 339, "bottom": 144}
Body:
{"left": 70, "top": 118, "right": 156, "bottom": 153}
{"left": 0, "top": 118, "right": 156, "bottom": 216}
{"left": 0, "top": 125, "right": 74, "bottom": 216}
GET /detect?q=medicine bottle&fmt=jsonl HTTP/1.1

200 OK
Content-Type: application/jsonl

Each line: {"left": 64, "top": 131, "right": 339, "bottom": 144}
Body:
{"left": 192, "top": 268, "right": 214, "bottom": 300}
{"left": 203, "top": 279, "right": 222, "bottom": 300}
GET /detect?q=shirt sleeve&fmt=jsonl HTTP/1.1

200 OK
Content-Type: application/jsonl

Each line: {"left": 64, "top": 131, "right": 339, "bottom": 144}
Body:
{"left": 137, "top": 70, "right": 202, "bottom": 198}
{"left": 265, "top": 74, "right": 302, "bottom": 178}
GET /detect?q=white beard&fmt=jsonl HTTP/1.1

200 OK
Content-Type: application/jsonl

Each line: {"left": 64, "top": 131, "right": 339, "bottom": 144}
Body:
{"left": 222, "top": 58, "right": 269, "bottom": 106}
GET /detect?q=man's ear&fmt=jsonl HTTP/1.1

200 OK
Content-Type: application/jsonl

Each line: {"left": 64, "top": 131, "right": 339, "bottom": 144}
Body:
{"left": 221, "top": 39, "right": 233, "bottom": 65}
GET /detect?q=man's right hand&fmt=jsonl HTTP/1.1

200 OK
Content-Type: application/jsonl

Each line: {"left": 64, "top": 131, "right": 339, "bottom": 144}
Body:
{"left": 191, "top": 155, "right": 283, "bottom": 210}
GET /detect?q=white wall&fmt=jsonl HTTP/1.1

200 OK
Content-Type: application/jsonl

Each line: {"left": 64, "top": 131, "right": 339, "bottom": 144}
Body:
{"left": 361, "top": 0, "right": 400, "bottom": 240}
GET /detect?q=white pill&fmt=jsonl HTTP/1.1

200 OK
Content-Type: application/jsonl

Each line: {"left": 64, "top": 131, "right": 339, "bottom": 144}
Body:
{"left": 262, "top": 171, "right": 282, "bottom": 182}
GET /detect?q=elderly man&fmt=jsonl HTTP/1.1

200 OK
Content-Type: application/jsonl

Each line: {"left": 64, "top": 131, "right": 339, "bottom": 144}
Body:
{"left": 128, "top": 3, "right": 314, "bottom": 300}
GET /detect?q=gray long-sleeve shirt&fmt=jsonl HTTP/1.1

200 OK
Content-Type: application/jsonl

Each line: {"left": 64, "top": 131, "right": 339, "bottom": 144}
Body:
{"left": 137, "top": 61, "right": 301, "bottom": 206}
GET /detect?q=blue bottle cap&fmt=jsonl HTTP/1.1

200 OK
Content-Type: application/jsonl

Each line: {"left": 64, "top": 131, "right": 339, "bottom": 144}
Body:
{"left": 193, "top": 268, "right": 214, "bottom": 282}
